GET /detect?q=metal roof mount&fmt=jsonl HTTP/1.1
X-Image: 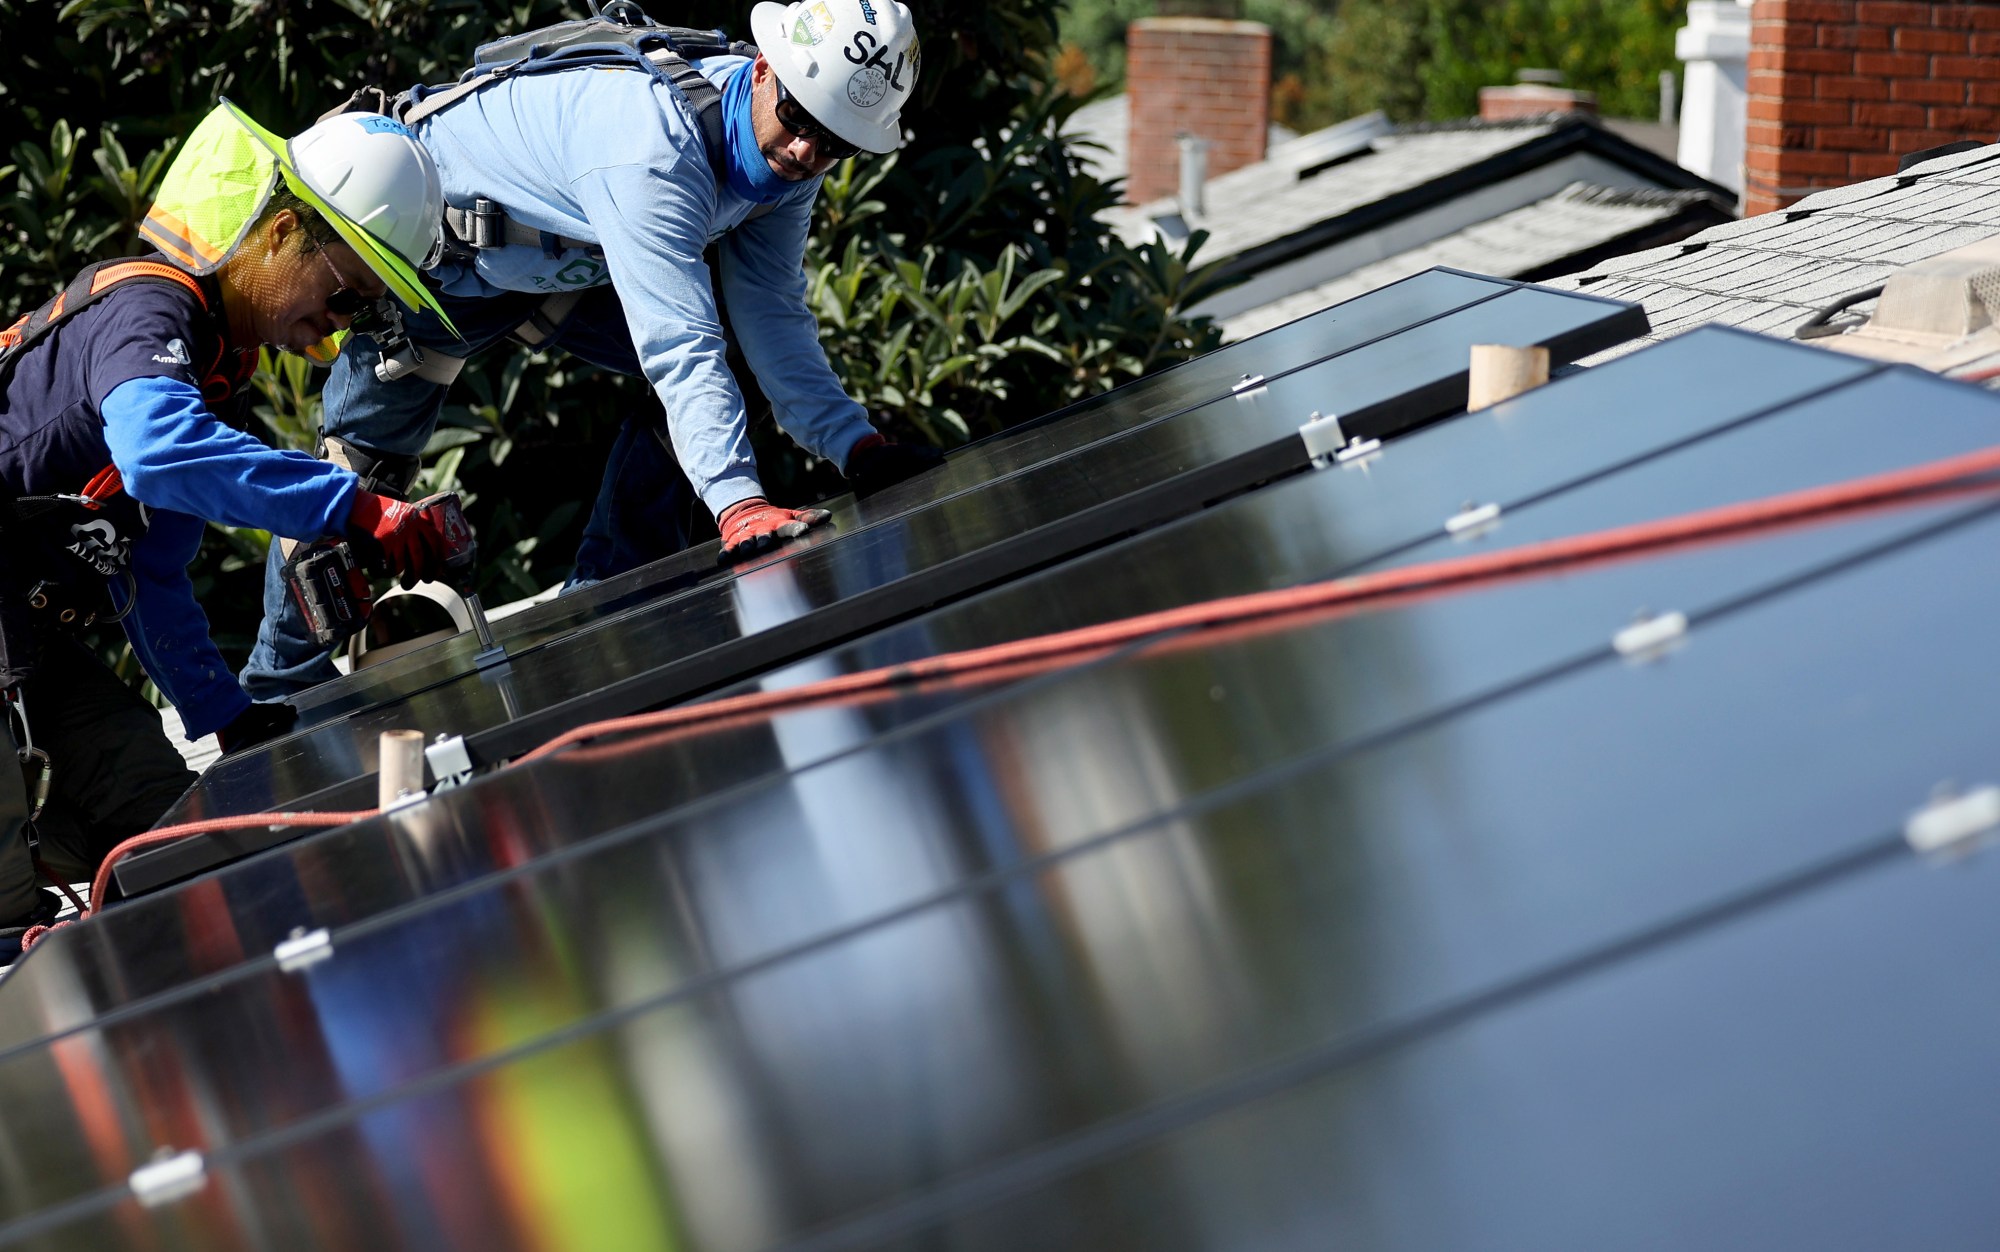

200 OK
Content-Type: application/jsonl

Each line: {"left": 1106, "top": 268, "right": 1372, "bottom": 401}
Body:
{"left": 1804, "top": 235, "right": 2000, "bottom": 371}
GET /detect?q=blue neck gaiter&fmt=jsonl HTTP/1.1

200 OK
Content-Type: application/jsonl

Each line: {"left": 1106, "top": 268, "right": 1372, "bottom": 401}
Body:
{"left": 722, "top": 63, "right": 790, "bottom": 204}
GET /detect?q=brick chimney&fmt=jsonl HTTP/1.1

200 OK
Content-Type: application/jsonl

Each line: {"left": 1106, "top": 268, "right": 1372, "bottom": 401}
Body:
{"left": 1125, "top": 17, "right": 1272, "bottom": 205}
{"left": 1745, "top": 1, "right": 2000, "bottom": 216}
{"left": 1478, "top": 84, "right": 1599, "bottom": 121}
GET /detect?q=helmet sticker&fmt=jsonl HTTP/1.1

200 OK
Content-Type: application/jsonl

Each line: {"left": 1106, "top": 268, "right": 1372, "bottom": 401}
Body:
{"left": 857, "top": 0, "right": 879, "bottom": 24}
{"left": 843, "top": 29, "right": 911, "bottom": 93}
{"left": 848, "top": 66, "right": 888, "bottom": 107}
{"left": 792, "top": 1, "right": 835, "bottom": 45}
{"left": 355, "top": 116, "right": 413, "bottom": 138}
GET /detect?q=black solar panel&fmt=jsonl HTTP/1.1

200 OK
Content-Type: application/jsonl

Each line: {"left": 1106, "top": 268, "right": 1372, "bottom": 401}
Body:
{"left": 155, "top": 273, "right": 1642, "bottom": 838}
{"left": 284, "top": 268, "right": 1525, "bottom": 722}
{"left": 0, "top": 327, "right": 1898, "bottom": 1018}
{"left": 7, "top": 309, "right": 2000, "bottom": 1251}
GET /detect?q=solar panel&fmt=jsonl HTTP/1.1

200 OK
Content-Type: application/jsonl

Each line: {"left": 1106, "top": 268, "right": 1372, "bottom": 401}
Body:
{"left": 153, "top": 275, "right": 1641, "bottom": 841}
{"left": 287, "top": 267, "right": 1529, "bottom": 722}
{"left": 19, "top": 327, "right": 1881, "bottom": 982}
{"left": 8, "top": 294, "right": 2000, "bottom": 1250}
{"left": 4, "top": 412, "right": 1999, "bottom": 1245}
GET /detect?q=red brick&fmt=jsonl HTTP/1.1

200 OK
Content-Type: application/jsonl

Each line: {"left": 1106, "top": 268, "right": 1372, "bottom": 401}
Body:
{"left": 1786, "top": 48, "right": 1860, "bottom": 72}
{"left": 1973, "top": 82, "right": 2000, "bottom": 106}
{"left": 1854, "top": 50, "right": 1929, "bottom": 76}
{"left": 1755, "top": 20, "right": 1822, "bottom": 48}
{"left": 1891, "top": 78, "right": 1969, "bottom": 103}
{"left": 1894, "top": 27, "right": 1967, "bottom": 53}
{"left": 1821, "top": 24, "right": 1891, "bottom": 49}
{"left": 1856, "top": 1, "right": 1936, "bottom": 23}
{"left": 1848, "top": 153, "right": 1902, "bottom": 177}
{"left": 1751, "top": 97, "right": 1853, "bottom": 124}
{"left": 1747, "top": 120, "right": 1819, "bottom": 147}
{"left": 1938, "top": 4, "right": 2000, "bottom": 29}
{"left": 1856, "top": 101, "right": 1926, "bottom": 126}
{"left": 1890, "top": 127, "right": 1965, "bottom": 150}
{"left": 1817, "top": 125, "right": 1889, "bottom": 149}
{"left": 1750, "top": 69, "right": 1822, "bottom": 97}
{"left": 1767, "top": 148, "right": 1852, "bottom": 175}
{"left": 1929, "top": 105, "right": 2000, "bottom": 131}
{"left": 1762, "top": 0, "right": 1857, "bottom": 19}
{"left": 1935, "top": 55, "right": 2000, "bottom": 79}
{"left": 1818, "top": 75, "right": 1892, "bottom": 99}
{"left": 1974, "top": 33, "right": 2000, "bottom": 55}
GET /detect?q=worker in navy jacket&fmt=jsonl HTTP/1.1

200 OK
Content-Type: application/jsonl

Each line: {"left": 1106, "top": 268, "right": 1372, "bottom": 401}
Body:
{"left": 0, "top": 103, "right": 462, "bottom": 944}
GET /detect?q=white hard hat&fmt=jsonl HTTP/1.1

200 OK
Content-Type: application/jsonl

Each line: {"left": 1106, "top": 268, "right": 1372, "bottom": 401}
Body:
{"left": 285, "top": 112, "right": 449, "bottom": 319}
{"left": 750, "top": 0, "right": 920, "bottom": 155}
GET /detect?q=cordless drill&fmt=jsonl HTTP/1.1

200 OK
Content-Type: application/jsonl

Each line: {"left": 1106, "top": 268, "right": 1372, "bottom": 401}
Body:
{"left": 284, "top": 492, "right": 478, "bottom": 647}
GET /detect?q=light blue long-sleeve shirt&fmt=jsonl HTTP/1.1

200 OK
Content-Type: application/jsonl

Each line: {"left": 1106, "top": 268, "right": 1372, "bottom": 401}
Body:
{"left": 415, "top": 55, "right": 873, "bottom": 516}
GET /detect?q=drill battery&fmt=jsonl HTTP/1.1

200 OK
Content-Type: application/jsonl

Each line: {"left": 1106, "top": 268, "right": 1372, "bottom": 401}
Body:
{"left": 285, "top": 539, "right": 376, "bottom": 647}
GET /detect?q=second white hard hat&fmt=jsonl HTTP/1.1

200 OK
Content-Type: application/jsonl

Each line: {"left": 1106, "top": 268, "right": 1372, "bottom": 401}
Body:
{"left": 750, "top": 0, "right": 920, "bottom": 155}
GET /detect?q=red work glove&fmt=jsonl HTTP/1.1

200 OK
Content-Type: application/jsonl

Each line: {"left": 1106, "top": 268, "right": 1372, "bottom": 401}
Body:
{"left": 347, "top": 490, "right": 450, "bottom": 588}
{"left": 844, "top": 433, "right": 945, "bottom": 498}
{"left": 716, "top": 497, "right": 831, "bottom": 564}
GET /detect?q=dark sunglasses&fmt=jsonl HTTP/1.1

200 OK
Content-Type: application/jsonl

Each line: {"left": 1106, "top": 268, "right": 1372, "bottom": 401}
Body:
{"left": 313, "top": 247, "right": 371, "bottom": 318}
{"left": 774, "top": 79, "right": 862, "bottom": 161}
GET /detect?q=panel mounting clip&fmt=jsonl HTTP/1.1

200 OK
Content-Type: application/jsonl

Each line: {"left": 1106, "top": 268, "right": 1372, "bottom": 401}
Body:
{"left": 1613, "top": 610, "right": 1689, "bottom": 662}
{"left": 1232, "top": 373, "right": 1268, "bottom": 399}
{"left": 1445, "top": 501, "right": 1502, "bottom": 539}
{"left": 1905, "top": 783, "right": 2000, "bottom": 858}
{"left": 130, "top": 1149, "right": 206, "bottom": 1208}
{"left": 425, "top": 733, "right": 474, "bottom": 791}
{"left": 274, "top": 926, "right": 334, "bottom": 973}
{"left": 1335, "top": 437, "right": 1382, "bottom": 467}
{"left": 1298, "top": 411, "right": 1347, "bottom": 467}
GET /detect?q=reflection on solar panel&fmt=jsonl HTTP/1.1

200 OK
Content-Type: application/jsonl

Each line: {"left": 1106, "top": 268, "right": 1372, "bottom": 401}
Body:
{"left": 6, "top": 296, "right": 2000, "bottom": 1251}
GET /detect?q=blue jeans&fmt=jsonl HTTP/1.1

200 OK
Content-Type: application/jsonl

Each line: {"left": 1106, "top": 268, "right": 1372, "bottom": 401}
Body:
{"left": 241, "top": 285, "right": 697, "bottom": 700}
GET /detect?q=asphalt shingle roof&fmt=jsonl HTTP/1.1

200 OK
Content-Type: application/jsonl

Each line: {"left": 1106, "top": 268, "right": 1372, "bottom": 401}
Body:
{"left": 1106, "top": 117, "right": 1566, "bottom": 261}
{"left": 1551, "top": 143, "right": 2000, "bottom": 364}
{"left": 1222, "top": 182, "right": 1727, "bottom": 341}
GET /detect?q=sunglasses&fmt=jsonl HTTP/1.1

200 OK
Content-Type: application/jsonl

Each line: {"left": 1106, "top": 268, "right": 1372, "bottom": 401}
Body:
{"left": 774, "top": 79, "right": 862, "bottom": 161}
{"left": 313, "top": 246, "right": 371, "bottom": 319}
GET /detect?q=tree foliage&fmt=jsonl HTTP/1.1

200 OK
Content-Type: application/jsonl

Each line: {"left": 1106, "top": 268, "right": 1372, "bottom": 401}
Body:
{"left": 1056, "top": 0, "right": 1686, "bottom": 132}
{"left": 0, "top": 0, "right": 1225, "bottom": 682}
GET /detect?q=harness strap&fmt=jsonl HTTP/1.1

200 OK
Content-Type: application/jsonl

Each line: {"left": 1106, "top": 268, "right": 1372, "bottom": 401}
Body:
{"left": 413, "top": 28, "right": 751, "bottom": 257}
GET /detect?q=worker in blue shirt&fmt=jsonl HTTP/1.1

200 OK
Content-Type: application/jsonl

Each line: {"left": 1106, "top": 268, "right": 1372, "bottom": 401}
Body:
{"left": 241, "top": 0, "right": 942, "bottom": 700}
{"left": 0, "top": 103, "right": 464, "bottom": 944}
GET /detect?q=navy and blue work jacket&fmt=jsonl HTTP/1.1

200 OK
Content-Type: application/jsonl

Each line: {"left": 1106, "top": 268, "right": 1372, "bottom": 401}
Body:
{"left": 0, "top": 267, "right": 359, "bottom": 738}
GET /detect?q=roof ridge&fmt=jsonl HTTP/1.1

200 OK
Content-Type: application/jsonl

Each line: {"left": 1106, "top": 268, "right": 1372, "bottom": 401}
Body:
{"left": 1391, "top": 113, "right": 1593, "bottom": 137}
{"left": 1556, "top": 182, "right": 1728, "bottom": 210}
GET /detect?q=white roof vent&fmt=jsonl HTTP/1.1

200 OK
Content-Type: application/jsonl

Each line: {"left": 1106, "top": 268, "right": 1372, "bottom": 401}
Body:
{"left": 1802, "top": 235, "right": 2000, "bottom": 372}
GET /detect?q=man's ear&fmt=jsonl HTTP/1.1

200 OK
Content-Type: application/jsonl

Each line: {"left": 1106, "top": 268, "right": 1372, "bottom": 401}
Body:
{"left": 265, "top": 207, "right": 300, "bottom": 256}
{"left": 752, "top": 53, "right": 772, "bottom": 87}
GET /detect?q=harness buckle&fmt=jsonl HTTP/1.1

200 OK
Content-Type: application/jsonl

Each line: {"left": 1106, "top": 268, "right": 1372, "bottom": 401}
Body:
{"left": 469, "top": 198, "right": 507, "bottom": 250}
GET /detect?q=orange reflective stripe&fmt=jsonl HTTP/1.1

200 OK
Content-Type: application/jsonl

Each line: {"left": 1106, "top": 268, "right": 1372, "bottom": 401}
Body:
{"left": 87, "top": 261, "right": 206, "bottom": 310}
{"left": 47, "top": 292, "right": 66, "bottom": 321}
{"left": 139, "top": 205, "right": 225, "bottom": 272}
